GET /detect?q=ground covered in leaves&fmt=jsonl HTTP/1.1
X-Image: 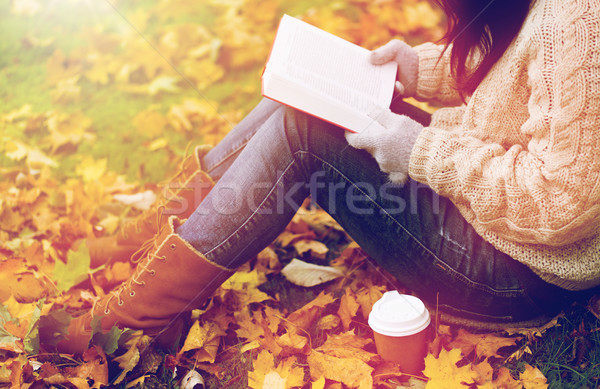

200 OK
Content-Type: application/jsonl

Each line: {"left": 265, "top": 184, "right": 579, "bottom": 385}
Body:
{"left": 1, "top": 0, "right": 600, "bottom": 388}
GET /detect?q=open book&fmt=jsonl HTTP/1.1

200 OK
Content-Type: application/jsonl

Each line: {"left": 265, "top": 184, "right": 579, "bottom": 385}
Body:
{"left": 261, "top": 15, "right": 397, "bottom": 133}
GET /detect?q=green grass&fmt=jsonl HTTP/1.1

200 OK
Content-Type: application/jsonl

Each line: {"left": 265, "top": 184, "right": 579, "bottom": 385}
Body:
{"left": 503, "top": 303, "right": 600, "bottom": 388}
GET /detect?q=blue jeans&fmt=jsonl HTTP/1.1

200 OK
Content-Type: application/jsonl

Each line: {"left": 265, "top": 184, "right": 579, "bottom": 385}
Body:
{"left": 177, "top": 98, "right": 581, "bottom": 323}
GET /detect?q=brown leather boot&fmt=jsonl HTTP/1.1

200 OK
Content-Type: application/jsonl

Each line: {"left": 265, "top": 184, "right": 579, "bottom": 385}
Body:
{"left": 58, "top": 216, "right": 235, "bottom": 354}
{"left": 87, "top": 145, "right": 214, "bottom": 268}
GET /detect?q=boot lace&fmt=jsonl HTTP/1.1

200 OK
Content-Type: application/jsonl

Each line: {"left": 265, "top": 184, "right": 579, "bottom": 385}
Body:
{"left": 99, "top": 225, "right": 168, "bottom": 315}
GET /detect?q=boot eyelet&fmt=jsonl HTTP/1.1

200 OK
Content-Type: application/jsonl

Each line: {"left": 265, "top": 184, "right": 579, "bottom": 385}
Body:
{"left": 104, "top": 308, "right": 110, "bottom": 315}
{"left": 118, "top": 300, "right": 124, "bottom": 306}
{"left": 161, "top": 255, "right": 167, "bottom": 262}
{"left": 140, "top": 281, "right": 146, "bottom": 287}
{"left": 170, "top": 243, "right": 176, "bottom": 251}
{"left": 150, "top": 270, "right": 156, "bottom": 276}
{"left": 129, "top": 290, "right": 136, "bottom": 297}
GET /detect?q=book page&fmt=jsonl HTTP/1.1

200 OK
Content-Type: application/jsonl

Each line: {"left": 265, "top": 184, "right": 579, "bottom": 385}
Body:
{"left": 267, "top": 15, "right": 396, "bottom": 113}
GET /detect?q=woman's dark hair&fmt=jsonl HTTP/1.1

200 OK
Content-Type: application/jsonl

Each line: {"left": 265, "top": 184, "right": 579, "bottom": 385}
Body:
{"left": 433, "top": 0, "right": 533, "bottom": 94}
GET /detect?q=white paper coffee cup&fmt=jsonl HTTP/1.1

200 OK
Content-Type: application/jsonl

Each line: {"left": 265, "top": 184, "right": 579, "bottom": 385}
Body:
{"left": 368, "top": 291, "right": 431, "bottom": 374}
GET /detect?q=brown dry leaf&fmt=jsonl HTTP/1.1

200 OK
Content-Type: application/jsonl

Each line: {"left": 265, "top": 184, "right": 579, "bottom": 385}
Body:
{"left": 276, "top": 230, "right": 316, "bottom": 248}
{"left": 504, "top": 313, "right": 564, "bottom": 340}
{"left": 519, "top": 364, "right": 548, "bottom": 389}
{"left": 316, "top": 330, "right": 376, "bottom": 363}
{"left": 287, "top": 291, "right": 336, "bottom": 331}
{"left": 307, "top": 350, "right": 373, "bottom": 389}
{"left": 337, "top": 288, "right": 360, "bottom": 330}
{"left": 422, "top": 348, "right": 478, "bottom": 389}
{"left": 293, "top": 239, "right": 329, "bottom": 260}
{"left": 450, "top": 329, "right": 520, "bottom": 360}
{"left": 355, "top": 285, "right": 386, "bottom": 319}
{"left": 316, "top": 315, "right": 341, "bottom": 331}
{"left": 68, "top": 346, "right": 109, "bottom": 389}
{"left": 263, "top": 306, "right": 283, "bottom": 334}
{"left": 330, "top": 242, "right": 365, "bottom": 267}
{"left": 255, "top": 246, "right": 281, "bottom": 274}
{"left": 112, "top": 332, "right": 150, "bottom": 385}
{"left": 248, "top": 350, "right": 304, "bottom": 389}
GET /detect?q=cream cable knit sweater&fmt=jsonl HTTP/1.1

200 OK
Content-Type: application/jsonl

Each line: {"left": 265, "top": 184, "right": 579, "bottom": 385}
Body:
{"left": 407, "top": 0, "right": 600, "bottom": 290}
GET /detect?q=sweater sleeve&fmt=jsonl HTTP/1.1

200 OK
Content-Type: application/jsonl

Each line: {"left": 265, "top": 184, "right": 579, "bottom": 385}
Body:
{"left": 408, "top": 6, "right": 600, "bottom": 247}
{"left": 413, "top": 42, "right": 463, "bottom": 106}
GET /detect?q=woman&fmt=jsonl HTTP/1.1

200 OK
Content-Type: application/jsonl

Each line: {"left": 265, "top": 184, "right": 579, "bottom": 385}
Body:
{"left": 59, "top": 0, "right": 600, "bottom": 353}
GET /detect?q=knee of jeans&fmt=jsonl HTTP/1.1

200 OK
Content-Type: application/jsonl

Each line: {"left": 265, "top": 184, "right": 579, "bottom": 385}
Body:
{"left": 281, "top": 106, "right": 310, "bottom": 151}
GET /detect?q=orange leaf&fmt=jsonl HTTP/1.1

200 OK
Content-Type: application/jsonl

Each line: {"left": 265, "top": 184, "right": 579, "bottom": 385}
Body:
{"left": 337, "top": 289, "right": 359, "bottom": 330}
{"left": 287, "top": 292, "right": 336, "bottom": 331}
{"left": 493, "top": 367, "right": 521, "bottom": 389}
{"left": 316, "top": 315, "right": 341, "bottom": 331}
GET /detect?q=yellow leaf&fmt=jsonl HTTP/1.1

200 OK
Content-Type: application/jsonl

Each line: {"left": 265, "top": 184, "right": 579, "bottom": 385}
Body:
{"left": 520, "top": 364, "right": 548, "bottom": 389}
{"left": 75, "top": 157, "right": 107, "bottom": 183}
{"left": 52, "top": 76, "right": 81, "bottom": 103}
{"left": 423, "top": 348, "right": 478, "bottom": 389}
{"left": 46, "top": 111, "right": 94, "bottom": 152}
{"left": 2, "top": 295, "right": 37, "bottom": 321}
{"left": 220, "top": 269, "right": 273, "bottom": 305}
{"left": 5, "top": 140, "right": 29, "bottom": 161}
{"left": 276, "top": 330, "right": 308, "bottom": 353}
{"left": 167, "top": 98, "right": 221, "bottom": 132}
{"left": 180, "top": 321, "right": 226, "bottom": 363}
{"left": 132, "top": 109, "right": 168, "bottom": 139}
{"left": 147, "top": 137, "right": 169, "bottom": 151}
{"left": 312, "top": 376, "right": 325, "bottom": 389}
{"left": 147, "top": 76, "right": 180, "bottom": 95}
{"left": 181, "top": 58, "right": 225, "bottom": 90}
{"left": 240, "top": 340, "right": 261, "bottom": 354}
{"left": 248, "top": 350, "right": 304, "bottom": 389}
{"left": 3, "top": 104, "right": 32, "bottom": 122}
{"left": 307, "top": 350, "right": 373, "bottom": 389}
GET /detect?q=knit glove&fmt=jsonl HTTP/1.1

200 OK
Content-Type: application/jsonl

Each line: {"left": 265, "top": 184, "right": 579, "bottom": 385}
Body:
{"left": 370, "top": 39, "right": 419, "bottom": 97}
{"left": 345, "top": 109, "right": 423, "bottom": 184}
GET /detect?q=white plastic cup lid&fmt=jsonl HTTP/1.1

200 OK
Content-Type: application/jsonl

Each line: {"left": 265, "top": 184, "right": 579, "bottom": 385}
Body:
{"left": 368, "top": 291, "right": 431, "bottom": 337}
